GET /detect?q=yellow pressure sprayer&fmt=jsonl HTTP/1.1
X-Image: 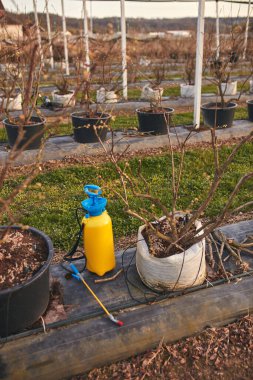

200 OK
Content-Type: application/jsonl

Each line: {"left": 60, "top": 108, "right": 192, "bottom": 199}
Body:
{"left": 81, "top": 184, "right": 115, "bottom": 276}
{"left": 64, "top": 185, "right": 122, "bottom": 326}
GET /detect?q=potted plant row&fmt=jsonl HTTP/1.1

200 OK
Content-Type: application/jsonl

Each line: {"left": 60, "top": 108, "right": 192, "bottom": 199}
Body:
{"left": 52, "top": 74, "right": 75, "bottom": 107}
{"left": 94, "top": 41, "right": 121, "bottom": 104}
{"left": 2, "top": 42, "right": 45, "bottom": 150}
{"left": 180, "top": 52, "right": 195, "bottom": 98}
{"left": 71, "top": 69, "right": 110, "bottom": 144}
{"left": 137, "top": 64, "right": 174, "bottom": 135}
{"left": 140, "top": 63, "right": 166, "bottom": 102}
{"left": 201, "top": 58, "right": 238, "bottom": 129}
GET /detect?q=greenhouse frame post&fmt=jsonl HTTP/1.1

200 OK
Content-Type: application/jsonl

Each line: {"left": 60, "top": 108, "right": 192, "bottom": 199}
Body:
{"left": 61, "top": 0, "right": 70, "bottom": 75}
{"left": 33, "top": 0, "right": 44, "bottom": 64}
{"left": 120, "top": 0, "right": 128, "bottom": 100}
{"left": 90, "top": 0, "right": 93, "bottom": 35}
{"left": 243, "top": 0, "right": 251, "bottom": 60}
{"left": 82, "top": 0, "right": 90, "bottom": 71}
{"left": 216, "top": 0, "right": 219, "bottom": 60}
{"left": 45, "top": 0, "right": 54, "bottom": 69}
{"left": 193, "top": 0, "right": 205, "bottom": 128}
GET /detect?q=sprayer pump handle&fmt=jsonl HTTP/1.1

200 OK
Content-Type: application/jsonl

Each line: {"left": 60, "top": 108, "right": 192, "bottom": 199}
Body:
{"left": 84, "top": 184, "right": 102, "bottom": 198}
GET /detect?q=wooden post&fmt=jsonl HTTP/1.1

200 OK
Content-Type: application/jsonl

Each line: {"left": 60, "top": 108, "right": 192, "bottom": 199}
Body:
{"left": 120, "top": 0, "right": 127, "bottom": 100}
{"left": 193, "top": 0, "right": 205, "bottom": 128}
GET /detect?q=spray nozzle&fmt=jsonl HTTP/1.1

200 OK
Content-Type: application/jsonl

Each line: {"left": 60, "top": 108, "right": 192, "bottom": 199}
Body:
{"left": 81, "top": 184, "right": 107, "bottom": 217}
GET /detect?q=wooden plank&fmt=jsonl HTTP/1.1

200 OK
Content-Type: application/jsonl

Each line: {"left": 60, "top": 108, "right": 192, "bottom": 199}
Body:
{"left": 0, "top": 274, "right": 253, "bottom": 380}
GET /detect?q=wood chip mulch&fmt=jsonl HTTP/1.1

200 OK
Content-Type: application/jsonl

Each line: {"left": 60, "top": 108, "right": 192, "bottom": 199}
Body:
{"left": 0, "top": 229, "right": 47, "bottom": 290}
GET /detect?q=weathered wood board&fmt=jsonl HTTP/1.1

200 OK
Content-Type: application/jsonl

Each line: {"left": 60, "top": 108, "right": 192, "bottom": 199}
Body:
{"left": 0, "top": 220, "right": 253, "bottom": 380}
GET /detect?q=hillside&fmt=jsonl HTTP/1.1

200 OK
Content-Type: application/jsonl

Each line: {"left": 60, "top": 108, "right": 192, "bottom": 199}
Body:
{"left": 4, "top": 11, "right": 251, "bottom": 34}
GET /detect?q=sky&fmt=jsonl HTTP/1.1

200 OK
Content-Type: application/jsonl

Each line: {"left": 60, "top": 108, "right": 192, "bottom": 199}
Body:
{"left": 3, "top": 0, "right": 252, "bottom": 20}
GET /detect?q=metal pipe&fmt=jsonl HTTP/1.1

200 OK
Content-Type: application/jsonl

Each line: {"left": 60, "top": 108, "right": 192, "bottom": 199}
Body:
{"left": 33, "top": 0, "right": 44, "bottom": 64}
{"left": 90, "top": 0, "right": 93, "bottom": 35}
{"left": 120, "top": 0, "right": 127, "bottom": 100}
{"left": 61, "top": 0, "right": 70, "bottom": 75}
{"left": 45, "top": 0, "right": 54, "bottom": 69}
{"left": 243, "top": 0, "right": 251, "bottom": 60}
{"left": 193, "top": 0, "right": 206, "bottom": 128}
{"left": 82, "top": 0, "right": 90, "bottom": 71}
{"left": 216, "top": 0, "right": 220, "bottom": 60}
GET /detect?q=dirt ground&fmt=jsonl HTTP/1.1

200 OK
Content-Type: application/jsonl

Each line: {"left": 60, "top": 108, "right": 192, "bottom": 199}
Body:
{"left": 71, "top": 314, "right": 253, "bottom": 380}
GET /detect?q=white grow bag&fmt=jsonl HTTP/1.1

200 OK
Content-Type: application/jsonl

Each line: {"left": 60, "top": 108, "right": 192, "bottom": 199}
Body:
{"left": 0, "top": 94, "right": 22, "bottom": 111}
{"left": 96, "top": 88, "right": 118, "bottom": 104}
{"left": 220, "top": 81, "right": 237, "bottom": 96}
{"left": 136, "top": 220, "right": 206, "bottom": 292}
{"left": 180, "top": 84, "right": 195, "bottom": 98}
{"left": 52, "top": 90, "right": 75, "bottom": 107}
{"left": 141, "top": 85, "right": 164, "bottom": 101}
{"left": 249, "top": 80, "right": 253, "bottom": 94}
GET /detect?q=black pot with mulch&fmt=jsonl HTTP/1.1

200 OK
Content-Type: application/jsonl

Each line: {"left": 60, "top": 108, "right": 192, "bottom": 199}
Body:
{"left": 201, "top": 102, "right": 237, "bottom": 129}
{"left": 246, "top": 100, "right": 253, "bottom": 122}
{"left": 0, "top": 226, "right": 54, "bottom": 337}
{"left": 136, "top": 107, "right": 174, "bottom": 135}
{"left": 3, "top": 116, "right": 45, "bottom": 150}
{"left": 71, "top": 112, "right": 111, "bottom": 144}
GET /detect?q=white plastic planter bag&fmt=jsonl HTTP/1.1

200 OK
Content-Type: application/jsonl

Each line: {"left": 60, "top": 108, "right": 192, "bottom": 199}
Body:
{"left": 96, "top": 87, "right": 106, "bottom": 103}
{"left": 96, "top": 88, "right": 118, "bottom": 103}
{"left": 52, "top": 90, "right": 75, "bottom": 107}
{"left": 220, "top": 81, "right": 237, "bottom": 96}
{"left": 141, "top": 85, "right": 164, "bottom": 101}
{"left": 180, "top": 84, "right": 195, "bottom": 98}
{"left": 136, "top": 220, "right": 206, "bottom": 292}
{"left": 105, "top": 91, "right": 118, "bottom": 103}
{"left": 0, "top": 93, "right": 22, "bottom": 111}
{"left": 249, "top": 80, "right": 253, "bottom": 94}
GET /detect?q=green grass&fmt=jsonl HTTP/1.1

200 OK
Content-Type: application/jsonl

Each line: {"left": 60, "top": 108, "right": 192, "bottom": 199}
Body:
{"left": 1, "top": 142, "right": 253, "bottom": 251}
{"left": 0, "top": 127, "right": 7, "bottom": 142}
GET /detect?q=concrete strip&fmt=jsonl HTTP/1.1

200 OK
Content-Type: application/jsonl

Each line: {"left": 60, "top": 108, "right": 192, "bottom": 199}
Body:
{"left": 1, "top": 119, "right": 253, "bottom": 167}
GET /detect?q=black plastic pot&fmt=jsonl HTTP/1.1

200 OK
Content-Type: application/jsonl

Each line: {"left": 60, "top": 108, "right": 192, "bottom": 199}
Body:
{"left": 201, "top": 102, "right": 237, "bottom": 129}
{"left": 0, "top": 226, "right": 54, "bottom": 337}
{"left": 3, "top": 116, "right": 45, "bottom": 150}
{"left": 71, "top": 112, "right": 110, "bottom": 144}
{"left": 136, "top": 107, "right": 174, "bottom": 135}
{"left": 247, "top": 100, "right": 253, "bottom": 122}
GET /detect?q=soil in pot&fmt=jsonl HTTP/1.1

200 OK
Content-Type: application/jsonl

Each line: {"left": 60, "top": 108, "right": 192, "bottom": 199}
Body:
{"left": 247, "top": 100, "right": 253, "bottom": 122}
{"left": 0, "top": 227, "right": 53, "bottom": 336}
{"left": 137, "top": 107, "right": 174, "bottom": 135}
{"left": 71, "top": 112, "right": 110, "bottom": 144}
{"left": 3, "top": 116, "right": 45, "bottom": 150}
{"left": 201, "top": 102, "right": 237, "bottom": 129}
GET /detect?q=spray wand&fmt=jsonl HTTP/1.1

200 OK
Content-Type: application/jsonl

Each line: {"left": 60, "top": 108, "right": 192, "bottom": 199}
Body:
{"left": 70, "top": 263, "right": 124, "bottom": 327}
